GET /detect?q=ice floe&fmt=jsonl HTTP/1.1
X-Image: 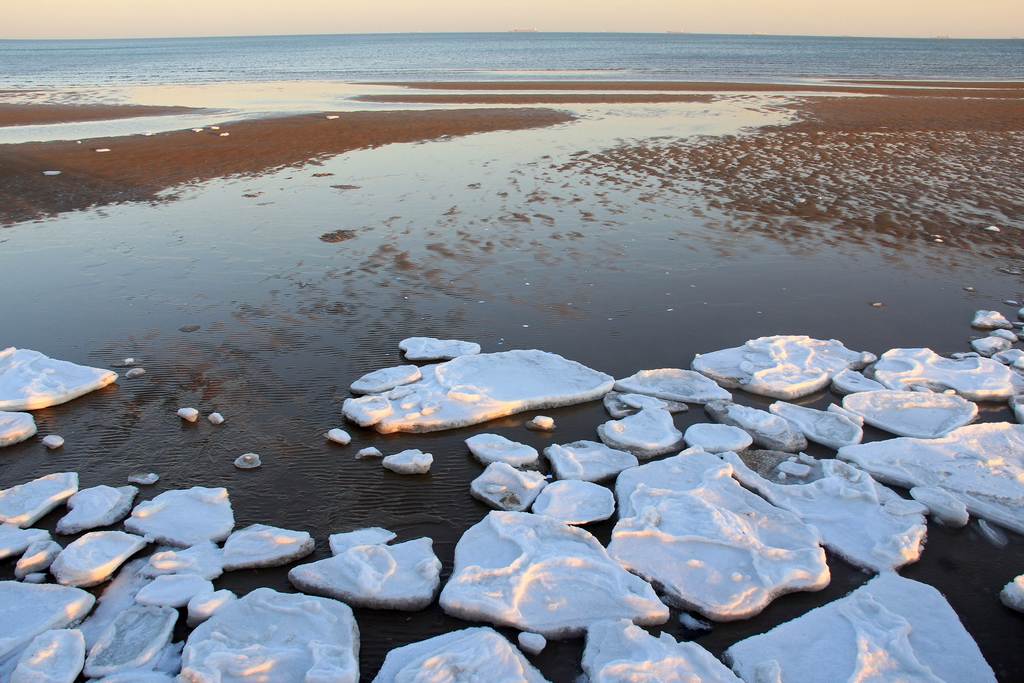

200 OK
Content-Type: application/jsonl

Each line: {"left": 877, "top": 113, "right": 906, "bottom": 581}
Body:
{"left": 0, "top": 524, "right": 50, "bottom": 560}
{"left": 871, "top": 347, "right": 1015, "bottom": 401}
{"left": 356, "top": 446, "right": 383, "bottom": 459}
{"left": 329, "top": 527, "right": 396, "bottom": 554}
{"left": 543, "top": 440, "right": 638, "bottom": 482}
{"left": 186, "top": 589, "right": 237, "bottom": 627}
{"left": 0, "top": 411, "right": 36, "bottom": 447}
{"left": 374, "top": 627, "right": 545, "bottom": 683}
{"left": 290, "top": 535, "right": 441, "bottom": 610}
{"left": 42, "top": 435, "right": 64, "bottom": 449}
{"left": 0, "top": 582, "right": 95, "bottom": 663}
{"left": 683, "top": 423, "right": 752, "bottom": 453}
{"left": 326, "top": 428, "right": 351, "bottom": 445}
{"left": 609, "top": 451, "right": 829, "bottom": 620}
{"left": 1000, "top": 575, "right": 1024, "bottom": 612}
{"left": 910, "top": 486, "right": 969, "bottom": 527}
{"left": 603, "top": 391, "right": 688, "bottom": 418}
{"left": 128, "top": 473, "right": 159, "bottom": 486}
{"left": 83, "top": 605, "right": 177, "bottom": 679}
{"left": 971, "top": 336, "right": 1012, "bottom": 357}
{"left": 233, "top": 452, "right": 261, "bottom": 469}
{"left": 142, "top": 541, "right": 224, "bottom": 580}
{"left": 124, "top": 368, "right": 146, "bottom": 379}
{"left": 11, "top": 628, "right": 85, "bottom": 683}
{"left": 614, "top": 368, "right": 731, "bottom": 404}
{"left": 180, "top": 588, "right": 359, "bottom": 682}
{"left": 705, "top": 400, "right": 807, "bottom": 452}
{"left": 470, "top": 462, "right": 547, "bottom": 511}
{"left": 50, "top": 531, "right": 147, "bottom": 587}
{"left": 78, "top": 559, "right": 150, "bottom": 648}
{"left": 692, "top": 335, "right": 875, "bottom": 400}
{"left": 221, "top": 523, "right": 314, "bottom": 570}
{"left": 466, "top": 433, "right": 539, "bottom": 466}
{"left": 768, "top": 401, "right": 863, "bottom": 449}
{"left": 526, "top": 415, "right": 555, "bottom": 431}
{"left": 724, "top": 573, "right": 995, "bottom": 682}
{"left": 14, "top": 539, "right": 62, "bottom": 578}
{"left": 597, "top": 407, "right": 683, "bottom": 458}
{"left": 382, "top": 448, "right": 433, "bottom": 474}
{"left": 176, "top": 407, "right": 199, "bottom": 423}
{"left": 843, "top": 389, "right": 977, "bottom": 438}
{"left": 206, "top": 412, "right": 223, "bottom": 425}
{"left": 517, "top": 632, "right": 546, "bottom": 655}
{"left": 994, "top": 348, "right": 1024, "bottom": 366}
{"left": 582, "top": 619, "right": 741, "bottom": 683}
{"left": 724, "top": 453, "right": 925, "bottom": 572}
{"left": 972, "top": 309, "right": 1013, "bottom": 330}
{"left": 135, "top": 574, "right": 214, "bottom": 608}
{"left": 532, "top": 480, "right": 615, "bottom": 524}
{"left": 56, "top": 485, "right": 137, "bottom": 535}
{"left": 350, "top": 364, "right": 422, "bottom": 394}
{"left": 830, "top": 368, "right": 885, "bottom": 395}
{"left": 0, "top": 347, "right": 118, "bottom": 411}
{"left": 124, "top": 487, "right": 234, "bottom": 547}
{"left": 399, "top": 337, "right": 481, "bottom": 361}
{"left": 838, "top": 422, "right": 1024, "bottom": 533}
{"left": 343, "top": 350, "right": 613, "bottom": 433}
{"left": 439, "top": 511, "right": 669, "bottom": 637}
{"left": 0, "top": 472, "right": 78, "bottom": 528}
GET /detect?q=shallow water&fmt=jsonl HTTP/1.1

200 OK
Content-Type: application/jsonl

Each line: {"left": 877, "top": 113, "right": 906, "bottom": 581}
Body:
{"left": 1, "top": 100, "right": 1023, "bottom": 680}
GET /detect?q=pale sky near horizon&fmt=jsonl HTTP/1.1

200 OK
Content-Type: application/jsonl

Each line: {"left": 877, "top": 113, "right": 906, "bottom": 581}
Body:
{"left": 4, "top": 0, "right": 1023, "bottom": 40}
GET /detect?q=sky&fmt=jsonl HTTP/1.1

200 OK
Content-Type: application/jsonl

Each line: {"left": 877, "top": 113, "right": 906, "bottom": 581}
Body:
{"left": 4, "top": 0, "right": 1023, "bottom": 40}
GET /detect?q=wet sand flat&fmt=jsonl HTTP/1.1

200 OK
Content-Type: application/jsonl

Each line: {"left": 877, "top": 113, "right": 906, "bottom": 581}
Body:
{"left": 0, "top": 102, "right": 201, "bottom": 127}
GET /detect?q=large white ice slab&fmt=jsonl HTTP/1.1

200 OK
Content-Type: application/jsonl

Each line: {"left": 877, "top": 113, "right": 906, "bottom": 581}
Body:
{"left": 11, "top": 628, "right": 85, "bottom": 683}
{"left": 14, "top": 539, "right": 62, "bottom": 578}
{"left": 583, "top": 619, "right": 741, "bottom": 683}
{"left": 544, "top": 440, "right": 638, "bottom": 482}
{"left": 343, "top": 349, "right": 613, "bottom": 433}
{"left": 329, "top": 527, "right": 396, "bottom": 555}
{"left": 373, "top": 627, "right": 546, "bottom": 683}
{"left": 382, "top": 449, "right": 433, "bottom": 474}
{"left": 142, "top": 542, "right": 224, "bottom": 580}
{"left": 470, "top": 462, "right": 547, "bottom": 512}
{"left": 399, "top": 336, "right": 481, "bottom": 360}
{"left": 135, "top": 574, "right": 214, "bottom": 608}
{"left": 842, "top": 390, "right": 978, "bottom": 438}
{"left": 610, "top": 452, "right": 829, "bottom": 620}
{"left": 613, "top": 368, "right": 731, "bottom": 404}
{"left": 972, "top": 309, "right": 1013, "bottom": 330}
{"left": 597, "top": 408, "right": 683, "bottom": 459}
{"left": 50, "top": 531, "right": 147, "bottom": 588}
{"left": 603, "top": 391, "right": 688, "bottom": 419}
{"left": 725, "top": 573, "right": 995, "bottom": 682}
{"left": 124, "top": 487, "right": 234, "bottom": 547}
{"left": 683, "top": 423, "right": 753, "bottom": 453}
{"left": 768, "top": 401, "right": 862, "bottom": 450}
{"left": 350, "top": 364, "right": 422, "bottom": 394}
{"left": 186, "top": 589, "right": 237, "bottom": 627}
{"left": 466, "top": 433, "right": 540, "bottom": 466}
{"left": 56, "top": 485, "right": 137, "bottom": 536}
{"left": 0, "top": 524, "right": 49, "bottom": 560}
{"left": 692, "top": 335, "right": 875, "bottom": 400}
{"left": 439, "top": 511, "right": 669, "bottom": 638}
{"left": 724, "top": 453, "right": 926, "bottom": 572}
{"left": 0, "top": 347, "right": 118, "bottom": 411}
{"left": 705, "top": 401, "right": 807, "bottom": 452}
{"left": 180, "top": 587, "right": 359, "bottom": 683}
{"left": 289, "top": 536, "right": 441, "bottom": 610}
{"left": 0, "top": 472, "right": 78, "bottom": 528}
{"left": 221, "top": 524, "right": 314, "bottom": 571}
{"left": 871, "top": 348, "right": 1015, "bottom": 401}
{"left": 0, "top": 582, "right": 95, "bottom": 663}
{"left": 83, "top": 605, "right": 176, "bottom": 679}
{"left": 830, "top": 368, "right": 885, "bottom": 395}
{"left": 838, "top": 423, "right": 1024, "bottom": 533}
{"left": 0, "top": 411, "right": 36, "bottom": 448}
{"left": 532, "top": 480, "right": 615, "bottom": 525}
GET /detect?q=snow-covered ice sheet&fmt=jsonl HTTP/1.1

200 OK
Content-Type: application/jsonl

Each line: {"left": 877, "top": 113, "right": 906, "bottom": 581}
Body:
{"left": 124, "top": 487, "right": 234, "bottom": 547}
{"left": 343, "top": 350, "right": 613, "bottom": 433}
{"left": 180, "top": 588, "right": 359, "bottom": 683}
{"left": 768, "top": 401, "right": 862, "bottom": 450}
{"left": 692, "top": 335, "right": 875, "bottom": 400}
{"left": 11, "top": 628, "right": 85, "bottom": 683}
{"left": 582, "top": 619, "right": 740, "bottom": 683}
{"left": 14, "top": 539, "right": 62, "bottom": 578}
{"left": 613, "top": 368, "right": 731, "bottom": 404}
{"left": 221, "top": 524, "right": 314, "bottom": 571}
{"left": 871, "top": 348, "right": 1015, "bottom": 401}
{"left": 610, "top": 451, "right": 829, "bottom": 620}
{"left": 0, "top": 411, "right": 36, "bottom": 447}
{"left": 350, "top": 364, "right": 422, "bottom": 394}
{"left": 399, "top": 337, "right": 481, "bottom": 360}
{"left": 439, "top": 511, "right": 668, "bottom": 638}
{"left": 543, "top": 440, "right": 638, "bottom": 482}
{"left": 466, "top": 433, "right": 539, "bottom": 466}
{"left": 470, "top": 462, "right": 547, "bottom": 511}
{"left": 56, "top": 485, "right": 137, "bottom": 535}
{"left": 724, "top": 453, "right": 926, "bottom": 572}
{"left": 142, "top": 542, "right": 224, "bottom": 580}
{"left": 843, "top": 390, "right": 977, "bottom": 438}
{"left": 135, "top": 574, "right": 213, "bottom": 608}
{"left": 0, "top": 582, "right": 95, "bottom": 662}
{"left": 531, "top": 480, "right": 615, "bottom": 525}
{"left": 382, "top": 449, "right": 433, "bottom": 474}
{"left": 0, "top": 472, "right": 78, "bottom": 528}
{"left": 683, "top": 423, "right": 752, "bottom": 453}
{"left": 0, "top": 524, "right": 50, "bottom": 560}
{"left": 373, "top": 627, "right": 546, "bottom": 683}
{"left": 0, "top": 347, "right": 118, "bottom": 411}
{"left": 603, "top": 391, "right": 688, "bottom": 419}
{"left": 597, "top": 408, "right": 683, "bottom": 458}
{"left": 830, "top": 368, "right": 885, "bottom": 395}
{"left": 50, "top": 531, "right": 147, "bottom": 587}
{"left": 705, "top": 400, "right": 807, "bottom": 452}
{"left": 290, "top": 536, "right": 441, "bottom": 610}
{"left": 838, "top": 423, "right": 1024, "bottom": 533}
{"left": 83, "top": 605, "right": 176, "bottom": 679}
{"left": 725, "top": 573, "right": 995, "bottom": 682}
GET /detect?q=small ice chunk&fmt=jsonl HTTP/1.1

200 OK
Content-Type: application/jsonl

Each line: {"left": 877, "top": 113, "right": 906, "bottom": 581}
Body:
{"left": 124, "top": 487, "right": 234, "bottom": 547}
{"left": 526, "top": 415, "right": 555, "bottom": 431}
{"left": 705, "top": 400, "right": 807, "bottom": 452}
{"left": 83, "top": 605, "right": 177, "bottom": 679}
{"left": 971, "top": 336, "right": 1012, "bottom": 357}
{"left": 0, "top": 524, "right": 49, "bottom": 560}
{"left": 329, "top": 527, "right": 396, "bottom": 555}
{"left": 289, "top": 536, "right": 441, "bottom": 610}
{"left": 42, "top": 434, "right": 65, "bottom": 449}
{"left": 374, "top": 627, "right": 544, "bottom": 682}
{"left": 777, "top": 460, "right": 811, "bottom": 477}
{"left": 50, "top": 531, "right": 147, "bottom": 587}
{"left": 440, "top": 511, "right": 669, "bottom": 638}
{"left": 350, "top": 365, "right": 422, "bottom": 394}
{"left": 399, "top": 337, "right": 481, "bottom": 360}
{"left": 180, "top": 588, "right": 359, "bottom": 682}
{"left": 871, "top": 347, "right": 1015, "bottom": 401}
{"left": 842, "top": 390, "right": 978, "bottom": 438}
{"left": 0, "top": 472, "right": 78, "bottom": 528}
{"left": 382, "top": 448, "right": 432, "bottom": 474}
{"left": 355, "top": 446, "right": 383, "bottom": 459}
{"left": 0, "top": 411, "right": 36, "bottom": 447}
{"left": 583, "top": 619, "right": 741, "bottom": 683}
{"left": 124, "top": 368, "right": 146, "bottom": 379}
{"left": 984, "top": 225, "right": 1001, "bottom": 232}
{"left": 517, "top": 632, "right": 547, "bottom": 655}
{"left": 993, "top": 348, "right": 1024, "bottom": 366}
{"left": 683, "top": 423, "right": 753, "bottom": 453}
{"left": 827, "top": 402, "right": 864, "bottom": 425}
{"left": 603, "top": 391, "right": 688, "bottom": 418}
{"left": 14, "top": 539, "right": 62, "bottom": 578}
{"left": 221, "top": 523, "right": 314, "bottom": 570}
{"left": 543, "top": 440, "right": 637, "bottom": 482}
{"left": 466, "top": 433, "right": 539, "bottom": 466}
{"left": 206, "top": 412, "right": 224, "bottom": 425}
{"left": 910, "top": 486, "right": 969, "bottom": 527}
{"left": 679, "top": 612, "right": 712, "bottom": 632}
{"left": 614, "top": 368, "right": 731, "bottom": 404}
{"left": 41, "top": 170, "right": 62, "bottom": 176}
{"left": 57, "top": 485, "right": 137, "bottom": 535}
{"left": 597, "top": 407, "right": 683, "bottom": 458}
{"left": 977, "top": 519, "right": 1008, "bottom": 547}
{"left": 1013, "top": 395, "right": 1024, "bottom": 424}
{"left": 972, "top": 309, "right": 1012, "bottom": 330}
{"left": 135, "top": 574, "right": 214, "bottom": 608}
{"left": 769, "top": 401, "right": 863, "bottom": 449}
{"left": 233, "top": 452, "right": 261, "bottom": 469}
{"left": 128, "top": 472, "right": 159, "bottom": 485}
{"left": 22, "top": 573, "right": 47, "bottom": 583}
{"left": 990, "top": 328, "right": 1018, "bottom": 341}
{"left": 142, "top": 541, "right": 224, "bottom": 580}
{"left": 11, "top": 628, "right": 85, "bottom": 683}
{"left": 326, "top": 428, "right": 351, "bottom": 445}
{"left": 1000, "top": 575, "right": 1024, "bottom": 613}
{"left": 470, "top": 462, "right": 547, "bottom": 511}
{"left": 176, "top": 407, "right": 199, "bottom": 422}
{"left": 531, "top": 480, "right": 615, "bottom": 525}
{"left": 0, "top": 583, "right": 95, "bottom": 663}
{"left": 186, "top": 589, "right": 237, "bottom": 627}
{"left": 830, "top": 368, "right": 885, "bottom": 395}
{"left": 0, "top": 347, "right": 118, "bottom": 411}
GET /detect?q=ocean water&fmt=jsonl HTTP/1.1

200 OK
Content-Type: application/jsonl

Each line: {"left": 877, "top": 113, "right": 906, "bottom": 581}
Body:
{"left": 1, "top": 32, "right": 1023, "bottom": 89}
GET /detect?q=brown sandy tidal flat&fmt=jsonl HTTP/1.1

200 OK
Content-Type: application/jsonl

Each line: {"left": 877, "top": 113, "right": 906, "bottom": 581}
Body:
{"left": 355, "top": 93, "right": 716, "bottom": 105}
{"left": 0, "top": 102, "right": 201, "bottom": 127}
